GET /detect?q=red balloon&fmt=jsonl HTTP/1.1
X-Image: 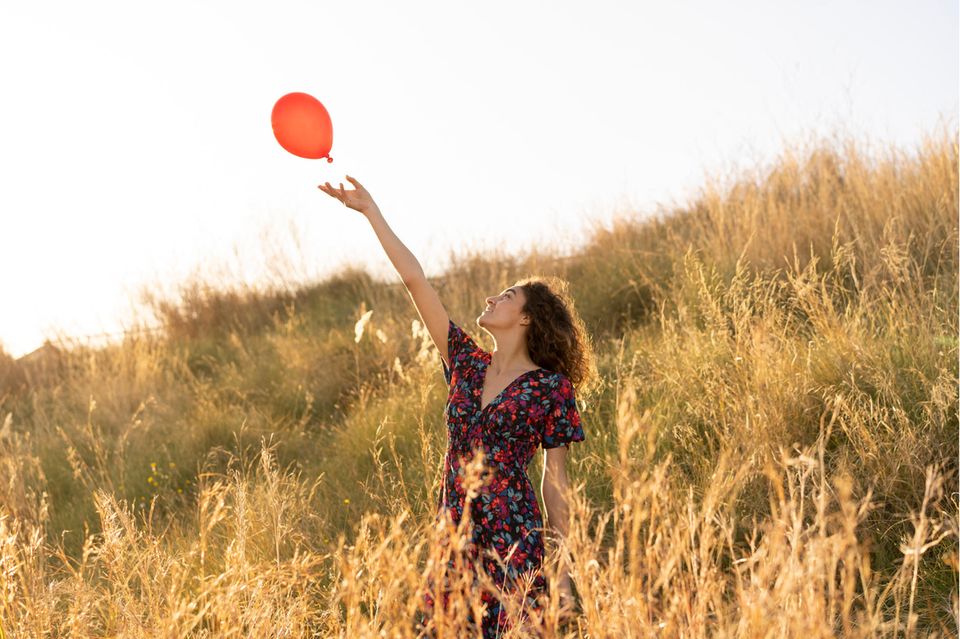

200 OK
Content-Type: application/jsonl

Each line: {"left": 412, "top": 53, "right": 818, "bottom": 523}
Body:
{"left": 271, "top": 92, "right": 334, "bottom": 162}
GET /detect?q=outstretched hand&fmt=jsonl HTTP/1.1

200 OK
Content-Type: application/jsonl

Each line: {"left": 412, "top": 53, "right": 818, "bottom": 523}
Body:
{"left": 318, "top": 175, "right": 378, "bottom": 215}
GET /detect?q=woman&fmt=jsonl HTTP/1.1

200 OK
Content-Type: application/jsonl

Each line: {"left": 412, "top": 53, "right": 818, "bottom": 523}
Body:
{"left": 319, "top": 176, "right": 592, "bottom": 637}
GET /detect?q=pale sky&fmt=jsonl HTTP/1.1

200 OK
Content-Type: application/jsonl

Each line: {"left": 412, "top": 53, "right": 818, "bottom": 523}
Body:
{"left": 1, "top": 0, "right": 957, "bottom": 358}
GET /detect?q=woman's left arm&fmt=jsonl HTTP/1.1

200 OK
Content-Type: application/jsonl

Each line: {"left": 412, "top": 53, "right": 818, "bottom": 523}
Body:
{"left": 541, "top": 446, "right": 576, "bottom": 605}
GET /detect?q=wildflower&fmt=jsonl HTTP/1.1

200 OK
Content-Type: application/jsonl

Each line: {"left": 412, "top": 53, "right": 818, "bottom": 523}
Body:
{"left": 169, "top": 462, "right": 176, "bottom": 468}
{"left": 147, "top": 476, "right": 155, "bottom": 484}
{"left": 343, "top": 498, "right": 350, "bottom": 505}
{"left": 177, "top": 488, "right": 183, "bottom": 494}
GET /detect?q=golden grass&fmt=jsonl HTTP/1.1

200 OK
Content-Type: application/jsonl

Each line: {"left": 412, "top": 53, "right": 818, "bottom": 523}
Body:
{"left": 0, "top": 124, "right": 955, "bottom": 636}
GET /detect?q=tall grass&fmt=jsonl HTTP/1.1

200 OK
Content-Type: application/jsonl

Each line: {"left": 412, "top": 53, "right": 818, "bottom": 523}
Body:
{"left": 0, "top": 124, "right": 955, "bottom": 636}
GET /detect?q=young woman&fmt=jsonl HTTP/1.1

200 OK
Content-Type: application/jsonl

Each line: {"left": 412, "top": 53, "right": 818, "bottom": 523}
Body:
{"left": 319, "top": 176, "right": 593, "bottom": 637}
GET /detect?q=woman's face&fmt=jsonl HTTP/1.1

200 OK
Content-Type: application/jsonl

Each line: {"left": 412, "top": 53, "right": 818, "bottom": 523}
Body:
{"left": 478, "top": 285, "right": 528, "bottom": 329}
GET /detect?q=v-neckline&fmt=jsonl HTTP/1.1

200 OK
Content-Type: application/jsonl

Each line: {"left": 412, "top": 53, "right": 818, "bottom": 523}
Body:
{"left": 477, "top": 355, "right": 543, "bottom": 412}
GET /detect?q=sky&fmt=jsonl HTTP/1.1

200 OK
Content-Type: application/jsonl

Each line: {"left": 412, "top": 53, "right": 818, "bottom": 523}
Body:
{"left": 1, "top": 0, "right": 957, "bottom": 358}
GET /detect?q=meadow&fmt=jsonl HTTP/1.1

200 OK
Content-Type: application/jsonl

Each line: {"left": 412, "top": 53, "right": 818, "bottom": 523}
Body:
{"left": 0, "top": 125, "right": 956, "bottom": 637}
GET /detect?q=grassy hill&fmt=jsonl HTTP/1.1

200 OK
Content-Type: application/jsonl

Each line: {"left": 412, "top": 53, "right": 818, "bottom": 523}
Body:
{"left": 0, "top": 125, "right": 956, "bottom": 636}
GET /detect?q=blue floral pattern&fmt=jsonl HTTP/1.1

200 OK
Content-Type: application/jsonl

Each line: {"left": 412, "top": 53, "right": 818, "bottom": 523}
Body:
{"left": 420, "top": 318, "right": 585, "bottom": 637}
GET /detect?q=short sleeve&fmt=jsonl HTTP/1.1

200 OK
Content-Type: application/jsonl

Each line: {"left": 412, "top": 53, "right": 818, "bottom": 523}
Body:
{"left": 441, "top": 318, "right": 482, "bottom": 385}
{"left": 540, "top": 375, "right": 586, "bottom": 449}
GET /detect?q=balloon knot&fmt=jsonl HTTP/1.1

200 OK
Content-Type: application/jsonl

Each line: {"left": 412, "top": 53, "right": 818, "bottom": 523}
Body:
{"left": 327, "top": 156, "right": 334, "bottom": 163}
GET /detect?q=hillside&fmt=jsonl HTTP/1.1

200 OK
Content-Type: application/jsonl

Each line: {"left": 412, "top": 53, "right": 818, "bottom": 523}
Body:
{"left": 0, "top": 125, "right": 956, "bottom": 636}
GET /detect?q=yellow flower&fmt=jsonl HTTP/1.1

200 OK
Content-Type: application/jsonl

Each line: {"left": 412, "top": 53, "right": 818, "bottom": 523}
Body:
{"left": 169, "top": 462, "right": 176, "bottom": 468}
{"left": 147, "top": 476, "right": 155, "bottom": 484}
{"left": 343, "top": 498, "right": 350, "bottom": 505}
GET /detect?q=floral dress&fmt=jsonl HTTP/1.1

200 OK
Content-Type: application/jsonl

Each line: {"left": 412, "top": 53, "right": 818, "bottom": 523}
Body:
{"left": 419, "top": 318, "right": 586, "bottom": 638}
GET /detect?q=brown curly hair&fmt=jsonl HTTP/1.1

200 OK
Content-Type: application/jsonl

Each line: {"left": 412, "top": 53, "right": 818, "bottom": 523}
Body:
{"left": 515, "top": 275, "right": 599, "bottom": 398}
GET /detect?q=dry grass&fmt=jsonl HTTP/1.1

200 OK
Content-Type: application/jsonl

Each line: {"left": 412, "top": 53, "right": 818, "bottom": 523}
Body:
{"left": 0, "top": 124, "right": 955, "bottom": 637}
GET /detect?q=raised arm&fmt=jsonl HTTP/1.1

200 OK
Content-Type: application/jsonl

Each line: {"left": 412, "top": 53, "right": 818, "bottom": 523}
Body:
{"left": 318, "top": 176, "right": 451, "bottom": 368}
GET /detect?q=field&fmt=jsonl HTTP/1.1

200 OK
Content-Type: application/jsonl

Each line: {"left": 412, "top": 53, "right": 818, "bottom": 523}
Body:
{"left": 0, "top": 125, "right": 956, "bottom": 637}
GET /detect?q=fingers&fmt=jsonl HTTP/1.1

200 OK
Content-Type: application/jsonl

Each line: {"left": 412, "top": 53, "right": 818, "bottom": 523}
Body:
{"left": 318, "top": 179, "right": 362, "bottom": 207}
{"left": 318, "top": 181, "right": 344, "bottom": 204}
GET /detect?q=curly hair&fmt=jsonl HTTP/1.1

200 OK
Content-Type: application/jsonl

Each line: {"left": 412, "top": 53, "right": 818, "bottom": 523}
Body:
{"left": 515, "top": 275, "right": 599, "bottom": 398}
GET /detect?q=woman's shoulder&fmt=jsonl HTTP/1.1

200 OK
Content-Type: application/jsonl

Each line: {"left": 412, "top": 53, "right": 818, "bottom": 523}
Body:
{"left": 539, "top": 369, "right": 573, "bottom": 390}
{"left": 446, "top": 318, "right": 487, "bottom": 365}
{"left": 448, "top": 318, "right": 479, "bottom": 346}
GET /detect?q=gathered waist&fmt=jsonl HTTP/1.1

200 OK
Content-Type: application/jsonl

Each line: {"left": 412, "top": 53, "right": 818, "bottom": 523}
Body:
{"left": 446, "top": 446, "right": 531, "bottom": 475}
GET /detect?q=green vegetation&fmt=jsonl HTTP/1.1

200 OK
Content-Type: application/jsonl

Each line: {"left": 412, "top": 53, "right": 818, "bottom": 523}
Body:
{"left": 0, "top": 125, "right": 955, "bottom": 636}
